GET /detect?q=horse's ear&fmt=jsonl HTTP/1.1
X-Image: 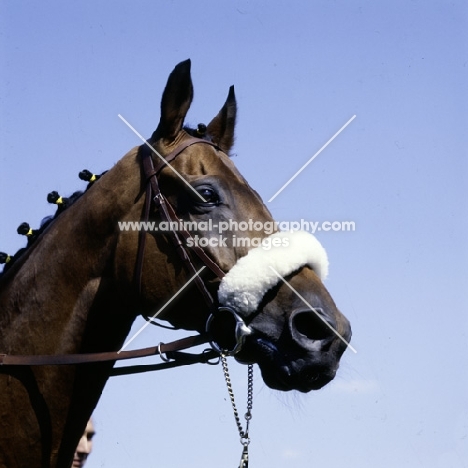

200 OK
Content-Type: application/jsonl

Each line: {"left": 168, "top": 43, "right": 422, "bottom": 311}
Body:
{"left": 206, "top": 85, "right": 237, "bottom": 153}
{"left": 151, "top": 59, "right": 194, "bottom": 142}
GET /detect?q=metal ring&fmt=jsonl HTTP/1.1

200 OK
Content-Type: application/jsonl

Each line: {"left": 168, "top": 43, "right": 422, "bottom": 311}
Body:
{"left": 240, "top": 437, "right": 250, "bottom": 446}
{"left": 158, "top": 342, "right": 171, "bottom": 362}
{"left": 203, "top": 348, "right": 221, "bottom": 365}
{"left": 206, "top": 306, "right": 253, "bottom": 356}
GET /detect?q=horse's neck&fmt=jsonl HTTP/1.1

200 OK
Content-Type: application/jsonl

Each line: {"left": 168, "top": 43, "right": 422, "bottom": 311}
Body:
{"left": 0, "top": 148, "right": 144, "bottom": 467}
{"left": 0, "top": 147, "right": 142, "bottom": 355}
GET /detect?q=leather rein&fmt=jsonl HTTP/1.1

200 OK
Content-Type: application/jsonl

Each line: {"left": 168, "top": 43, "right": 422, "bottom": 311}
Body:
{"left": 0, "top": 137, "right": 236, "bottom": 374}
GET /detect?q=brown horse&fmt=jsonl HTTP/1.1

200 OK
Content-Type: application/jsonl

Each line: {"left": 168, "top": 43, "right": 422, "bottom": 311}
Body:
{"left": 0, "top": 60, "right": 351, "bottom": 468}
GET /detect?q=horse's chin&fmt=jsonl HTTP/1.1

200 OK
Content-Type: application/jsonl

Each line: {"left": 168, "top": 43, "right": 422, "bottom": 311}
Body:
{"left": 236, "top": 336, "right": 337, "bottom": 393}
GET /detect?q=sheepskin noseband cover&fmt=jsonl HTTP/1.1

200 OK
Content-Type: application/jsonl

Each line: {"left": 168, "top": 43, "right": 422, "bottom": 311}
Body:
{"left": 217, "top": 230, "right": 328, "bottom": 315}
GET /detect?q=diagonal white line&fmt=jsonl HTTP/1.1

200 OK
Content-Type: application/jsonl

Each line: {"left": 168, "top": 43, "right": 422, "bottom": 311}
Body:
{"left": 117, "top": 114, "right": 207, "bottom": 202}
{"left": 268, "top": 266, "right": 357, "bottom": 353}
{"left": 118, "top": 266, "right": 206, "bottom": 353}
{"left": 268, "top": 115, "right": 356, "bottom": 203}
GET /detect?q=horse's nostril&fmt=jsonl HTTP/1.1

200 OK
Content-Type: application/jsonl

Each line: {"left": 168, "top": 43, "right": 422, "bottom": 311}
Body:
{"left": 292, "top": 310, "right": 334, "bottom": 341}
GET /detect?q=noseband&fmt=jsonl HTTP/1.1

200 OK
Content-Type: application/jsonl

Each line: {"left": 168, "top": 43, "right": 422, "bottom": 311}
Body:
{"left": 137, "top": 137, "right": 252, "bottom": 356}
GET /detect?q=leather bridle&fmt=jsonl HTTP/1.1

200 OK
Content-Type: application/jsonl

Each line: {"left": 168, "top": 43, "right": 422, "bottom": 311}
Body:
{"left": 0, "top": 137, "right": 251, "bottom": 372}
{"left": 136, "top": 137, "right": 253, "bottom": 357}
{"left": 135, "top": 137, "right": 226, "bottom": 303}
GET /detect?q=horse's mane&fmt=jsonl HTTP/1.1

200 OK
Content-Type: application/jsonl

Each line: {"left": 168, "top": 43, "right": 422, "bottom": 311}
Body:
{"left": 0, "top": 123, "right": 213, "bottom": 279}
{"left": 0, "top": 170, "right": 105, "bottom": 278}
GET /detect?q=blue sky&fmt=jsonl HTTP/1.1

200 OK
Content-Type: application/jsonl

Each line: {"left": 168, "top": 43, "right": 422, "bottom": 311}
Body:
{"left": 1, "top": 1, "right": 467, "bottom": 467}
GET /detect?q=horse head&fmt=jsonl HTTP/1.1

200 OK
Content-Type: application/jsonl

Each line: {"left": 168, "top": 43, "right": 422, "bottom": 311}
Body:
{"left": 114, "top": 60, "right": 352, "bottom": 392}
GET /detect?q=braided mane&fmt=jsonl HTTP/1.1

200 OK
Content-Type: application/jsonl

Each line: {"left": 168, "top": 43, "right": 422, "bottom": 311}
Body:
{"left": 0, "top": 170, "right": 104, "bottom": 276}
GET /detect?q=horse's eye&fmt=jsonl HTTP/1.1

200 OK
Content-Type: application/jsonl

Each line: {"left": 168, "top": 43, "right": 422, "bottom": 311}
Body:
{"left": 196, "top": 187, "right": 220, "bottom": 205}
